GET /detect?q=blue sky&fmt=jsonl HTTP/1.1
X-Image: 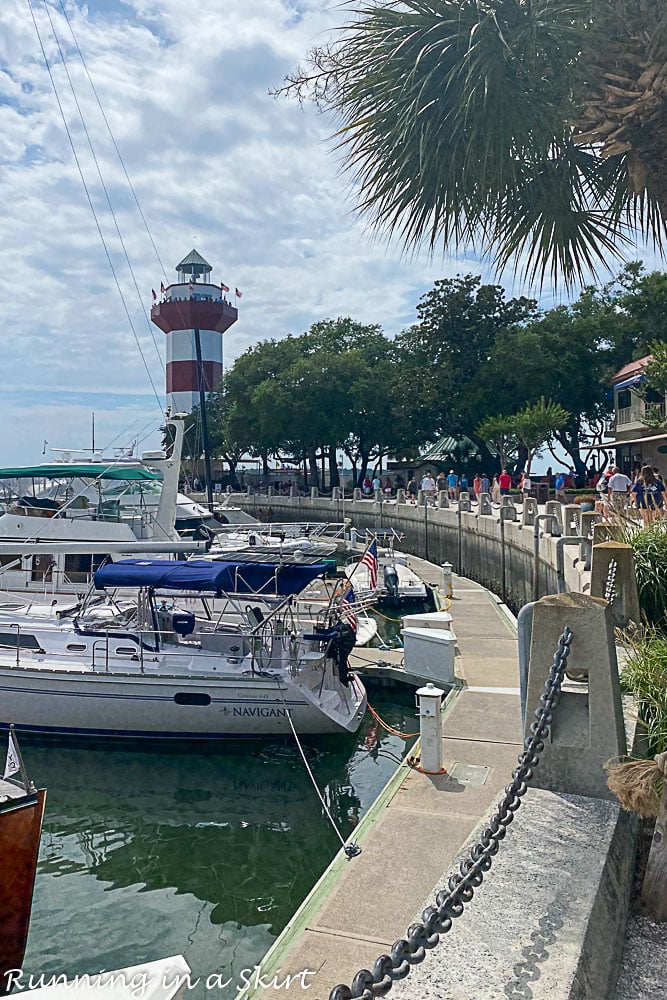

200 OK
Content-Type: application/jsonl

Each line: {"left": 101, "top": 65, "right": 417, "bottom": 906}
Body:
{"left": 0, "top": 1, "right": 659, "bottom": 466}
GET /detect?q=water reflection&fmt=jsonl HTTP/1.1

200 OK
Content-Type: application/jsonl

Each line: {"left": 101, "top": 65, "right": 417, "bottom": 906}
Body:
{"left": 22, "top": 691, "right": 417, "bottom": 993}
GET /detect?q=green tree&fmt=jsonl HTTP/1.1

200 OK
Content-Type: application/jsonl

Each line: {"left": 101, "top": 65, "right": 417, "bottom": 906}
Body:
{"left": 396, "top": 274, "right": 536, "bottom": 466}
{"left": 475, "top": 415, "right": 518, "bottom": 472}
{"left": 281, "top": 1, "right": 666, "bottom": 285}
{"left": 513, "top": 399, "right": 570, "bottom": 475}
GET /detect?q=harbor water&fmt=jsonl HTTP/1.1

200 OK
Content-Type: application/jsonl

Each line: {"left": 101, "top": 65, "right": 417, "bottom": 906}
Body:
{"left": 20, "top": 689, "right": 418, "bottom": 996}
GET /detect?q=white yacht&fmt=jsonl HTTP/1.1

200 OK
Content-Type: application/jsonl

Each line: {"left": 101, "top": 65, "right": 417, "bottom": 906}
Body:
{"left": 0, "top": 557, "right": 367, "bottom": 740}
{"left": 0, "top": 417, "right": 211, "bottom": 597}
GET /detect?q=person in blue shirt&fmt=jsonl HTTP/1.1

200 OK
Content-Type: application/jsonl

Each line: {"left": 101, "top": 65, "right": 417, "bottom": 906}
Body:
{"left": 460, "top": 474, "right": 469, "bottom": 494}
{"left": 632, "top": 465, "right": 666, "bottom": 524}
{"left": 555, "top": 472, "right": 566, "bottom": 502}
{"left": 446, "top": 470, "right": 459, "bottom": 500}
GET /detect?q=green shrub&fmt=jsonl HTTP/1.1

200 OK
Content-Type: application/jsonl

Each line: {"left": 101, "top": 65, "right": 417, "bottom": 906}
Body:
{"left": 625, "top": 522, "right": 667, "bottom": 629}
{"left": 621, "top": 631, "right": 667, "bottom": 754}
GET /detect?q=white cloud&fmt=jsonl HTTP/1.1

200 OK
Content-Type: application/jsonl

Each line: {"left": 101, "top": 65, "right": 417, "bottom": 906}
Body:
{"left": 0, "top": 0, "right": 661, "bottom": 465}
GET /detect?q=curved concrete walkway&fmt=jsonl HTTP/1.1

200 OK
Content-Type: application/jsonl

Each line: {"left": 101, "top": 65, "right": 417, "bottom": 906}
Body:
{"left": 246, "top": 564, "right": 524, "bottom": 998}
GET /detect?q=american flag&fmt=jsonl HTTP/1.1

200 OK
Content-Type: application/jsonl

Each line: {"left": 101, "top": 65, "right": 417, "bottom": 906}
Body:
{"left": 341, "top": 585, "right": 357, "bottom": 632}
{"left": 360, "top": 539, "right": 378, "bottom": 590}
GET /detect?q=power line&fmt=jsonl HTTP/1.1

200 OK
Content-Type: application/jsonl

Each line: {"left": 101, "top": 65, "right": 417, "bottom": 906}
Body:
{"left": 41, "top": 0, "right": 164, "bottom": 374}
{"left": 26, "top": 0, "right": 164, "bottom": 415}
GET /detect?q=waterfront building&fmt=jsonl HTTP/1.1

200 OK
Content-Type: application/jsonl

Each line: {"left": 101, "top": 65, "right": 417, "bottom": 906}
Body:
{"left": 606, "top": 355, "right": 667, "bottom": 473}
{"left": 150, "top": 250, "right": 238, "bottom": 414}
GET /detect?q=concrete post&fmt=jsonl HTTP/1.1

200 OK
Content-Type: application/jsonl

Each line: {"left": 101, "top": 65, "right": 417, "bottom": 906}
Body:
{"left": 417, "top": 490, "right": 425, "bottom": 506}
{"left": 226, "top": 485, "right": 232, "bottom": 494}
{"left": 267, "top": 485, "right": 274, "bottom": 497}
{"left": 525, "top": 592, "right": 626, "bottom": 800}
{"left": 501, "top": 495, "right": 516, "bottom": 512}
{"left": 437, "top": 490, "right": 449, "bottom": 508}
{"left": 416, "top": 683, "right": 445, "bottom": 773}
{"left": 563, "top": 504, "right": 581, "bottom": 536}
{"left": 592, "top": 522, "right": 624, "bottom": 545}
{"left": 374, "top": 489, "right": 383, "bottom": 503}
{"left": 545, "top": 501, "right": 563, "bottom": 534}
{"left": 500, "top": 502, "right": 518, "bottom": 523}
{"left": 332, "top": 487, "right": 342, "bottom": 501}
{"left": 246, "top": 485, "right": 252, "bottom": 496}
{"left": 478, "top": 492, "right": 492, "bottom": 515}
{"left": 458, "top": 491, "right": 472, "bottom": 512}
{"left": 521, "top": 496, "right": 538, "bottom": 526}
{"left": 310, "top": 486, "right": 318, "bottom": 500}
{"left": 353, "top": 488, "right": 361, "bottom": 501}
{"left": 580, "top": 510, "right": 600, "bottom": 568}
{"left": 290, "top": 485, "right": 298, "bottom": 499}
{"left": 441, "top": 562, "right": 453, "bottom": 598}
{"left": 590, "top": 540, "right": 641, "bottom": 627}
{"left": 396, "top": 489, "right": 406, "bottom": 504}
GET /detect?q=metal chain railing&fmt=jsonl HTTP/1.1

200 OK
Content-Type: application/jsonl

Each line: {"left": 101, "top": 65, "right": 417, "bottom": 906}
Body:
{"left": 329, "top": 626, "right": 574, "bottom": 1000}
{"left": 604, "top": 559, "right": 618, "bottom": 606}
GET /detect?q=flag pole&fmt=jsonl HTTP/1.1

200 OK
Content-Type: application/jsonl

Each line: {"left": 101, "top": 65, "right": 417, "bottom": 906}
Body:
{"left": 6, "top": 725, "right": 34, "bottom": 793}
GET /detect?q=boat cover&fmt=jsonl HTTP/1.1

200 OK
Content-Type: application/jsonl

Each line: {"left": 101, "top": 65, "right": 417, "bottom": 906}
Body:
{"left": 0, "top": 464, "right": 158, "bottom": 481}
{"left": 93, "top": 559, "right": 327, "bottom": 596}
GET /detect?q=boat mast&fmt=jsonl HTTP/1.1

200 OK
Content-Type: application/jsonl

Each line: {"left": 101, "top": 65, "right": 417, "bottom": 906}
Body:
{"left": 193, "top": 325, "right": 214, "bottom": 513}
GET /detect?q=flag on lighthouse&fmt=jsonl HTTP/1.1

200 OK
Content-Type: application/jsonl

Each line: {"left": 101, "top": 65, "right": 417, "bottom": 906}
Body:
{"left": 160, "top": 282, "right": 166, "bottom": 294}
{"left": 360, "top": 539, "right": 378, "bottom": 590}
{"left": 221, "top": 282, "right": 230, "bottom": 293}
{"left": 4, "top": 730, "right": 20, "bottom": 779}
{"left": 151, "top": 289, "right": 157, "bottom": 301}
{"left": 235, "top": 288, "right": 242, "bottom": 298}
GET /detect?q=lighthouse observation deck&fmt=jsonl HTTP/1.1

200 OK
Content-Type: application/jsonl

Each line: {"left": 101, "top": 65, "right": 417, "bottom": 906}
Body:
{"left": 150, "top": 285, "right": 238, "bottom": 335}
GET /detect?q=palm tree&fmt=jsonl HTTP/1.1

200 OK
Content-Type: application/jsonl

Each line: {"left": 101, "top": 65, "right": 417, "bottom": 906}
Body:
{"left": 281, "top": 0, "right": 666, "bottom": 286}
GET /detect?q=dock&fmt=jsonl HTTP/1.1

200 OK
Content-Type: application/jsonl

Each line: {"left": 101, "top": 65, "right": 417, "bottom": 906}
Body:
{"left": 245, "top": 568, "right": 523, "bottom": 998}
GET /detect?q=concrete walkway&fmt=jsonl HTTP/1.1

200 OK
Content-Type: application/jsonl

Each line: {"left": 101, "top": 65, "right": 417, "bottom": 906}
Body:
{"left": 249, "top": 567, "right": 525, "bottom": 999}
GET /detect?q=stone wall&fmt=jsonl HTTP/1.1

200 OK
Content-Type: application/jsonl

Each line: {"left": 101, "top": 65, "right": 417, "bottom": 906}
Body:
{"left": 227, "top": 495, "right": 586, "bottom": 610}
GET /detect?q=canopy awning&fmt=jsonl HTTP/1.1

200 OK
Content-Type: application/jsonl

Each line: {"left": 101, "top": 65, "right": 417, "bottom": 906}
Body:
{"left": 94, "top": 558, "right": 327, "bottom": 596}
{"left": 613, "top": 375, "right": 646, "bottom": 391}
{"left": 589, "top": 433, "right": 667, "bottom": 449}
{"left": 0, "top": 465, "right": 159, "bottom": 482}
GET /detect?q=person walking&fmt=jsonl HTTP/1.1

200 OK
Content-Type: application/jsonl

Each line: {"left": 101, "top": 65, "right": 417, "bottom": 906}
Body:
{"left": 632, "top": 466, "right": 666, "bottom": 524}
{"left": 491, "top": 476, "right": 502, "bottom": 504}
{"left": 460, "top": 473, "right": 469, "bottom": 495}
{"left": 481, "top": 473, "right": 490, "bottom": 495}
{"left": 498, "top": 469, "right": 512, "bottom": 496}
{"left": 446, "top": 469, "right": 459, "bottom": 500}
{"left": 420, "top": 470, "right": 436, "bottom": 503}
{"left": 473, "top": 474, "right": 482, "bottom": 499}
{"left": 607, "top": 466, "right": 632, "bottom": 512}
{"left": 554, "top": 471, "right": 566, "bottom": 502}
{"left": 406, "top": 476, "right": 418, "bottom": 503}
{"left": 520, "top": 471, "right": 532, "bottom": 502}
{"left": 436, "top": 471, "right": 447, "bottom": 495}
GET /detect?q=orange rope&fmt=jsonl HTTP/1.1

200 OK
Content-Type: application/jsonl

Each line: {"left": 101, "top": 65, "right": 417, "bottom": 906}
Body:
{"left": 407, "top": 754, "right": 448, "bottom": 776}
{"left": 366, "top": 700, "right": 419, "bottom": 739}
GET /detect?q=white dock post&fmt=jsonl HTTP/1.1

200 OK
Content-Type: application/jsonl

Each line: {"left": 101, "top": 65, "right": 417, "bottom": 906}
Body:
{"left": 350, "top": 527, "right": 358, "bottom": 548}
{"left": 441, "top": 561, "right": 453, "bottom": 598}
{"left": 416, "top": 683, "right": 445, "bottom": 773}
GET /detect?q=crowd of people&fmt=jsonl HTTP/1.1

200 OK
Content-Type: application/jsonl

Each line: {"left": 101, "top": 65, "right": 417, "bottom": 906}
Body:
{"left": 356, "top": 462, "right": 666, "bottom": 522}
{"left": 594, "top": 465, "right": 666, "bottom": 523}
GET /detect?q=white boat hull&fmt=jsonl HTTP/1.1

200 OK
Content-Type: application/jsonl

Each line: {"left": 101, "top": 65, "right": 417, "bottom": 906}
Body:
{"left": 0, "top": 661, "right": 366, "bottom": 740}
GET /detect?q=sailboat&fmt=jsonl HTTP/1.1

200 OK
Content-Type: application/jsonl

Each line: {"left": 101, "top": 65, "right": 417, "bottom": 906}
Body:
{"left": 0, "top": 555, "right": 367, "bottom": 740}
{"left": 0, "top": 730, "right": 46, "bottom": 995}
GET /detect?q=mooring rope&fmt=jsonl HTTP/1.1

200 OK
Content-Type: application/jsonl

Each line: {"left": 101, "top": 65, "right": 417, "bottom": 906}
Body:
{"left": 278, "top": 686, "right": 361, "bottom": 859}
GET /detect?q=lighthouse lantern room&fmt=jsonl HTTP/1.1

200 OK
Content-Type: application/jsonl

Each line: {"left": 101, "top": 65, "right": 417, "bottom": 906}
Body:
{"left": 150, "top": 249, "right": 238, "bottom": 414}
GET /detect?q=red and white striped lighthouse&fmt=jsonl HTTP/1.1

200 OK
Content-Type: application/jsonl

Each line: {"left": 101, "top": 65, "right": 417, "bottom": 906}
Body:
{"left": 150, "top": 249, "right": 238, "bottom": 414}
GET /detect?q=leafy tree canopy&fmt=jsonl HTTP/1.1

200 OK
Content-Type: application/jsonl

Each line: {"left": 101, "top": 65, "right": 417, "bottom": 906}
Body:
{"left": 279, "top": 0, "right": 666, "bottom": 287}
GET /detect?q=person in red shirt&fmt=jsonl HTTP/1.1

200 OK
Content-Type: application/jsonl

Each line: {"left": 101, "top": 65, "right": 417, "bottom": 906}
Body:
{"left": 499, "top": 469, "right": 512, "bottom": 495}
